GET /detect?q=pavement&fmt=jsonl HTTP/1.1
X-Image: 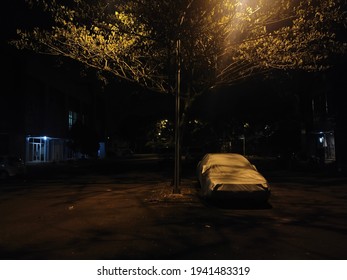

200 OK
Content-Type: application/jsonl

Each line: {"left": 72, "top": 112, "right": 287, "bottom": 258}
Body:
{"left": 1, "top": 155, "right": 347, "bottom": 260}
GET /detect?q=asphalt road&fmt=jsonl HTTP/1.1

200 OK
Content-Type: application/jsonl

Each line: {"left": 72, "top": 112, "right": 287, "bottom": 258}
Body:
{"left": 0, "top": 155, "right": 347, "bottom": 260}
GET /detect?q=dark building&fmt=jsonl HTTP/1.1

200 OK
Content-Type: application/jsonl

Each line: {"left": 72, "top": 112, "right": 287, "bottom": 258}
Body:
{"left": 1, "top": 45, "right": 105, "bottom": 163}
{"left": 299, "top": 73, "right": 336, "bottom": 164}
{"left": 297, "top": 67, "right": 347, "bottom": 172}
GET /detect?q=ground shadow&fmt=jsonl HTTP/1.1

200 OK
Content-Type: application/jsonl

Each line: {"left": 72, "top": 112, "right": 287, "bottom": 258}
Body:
{"left": 201, "top": 197, "right": 273, "bottom": 210}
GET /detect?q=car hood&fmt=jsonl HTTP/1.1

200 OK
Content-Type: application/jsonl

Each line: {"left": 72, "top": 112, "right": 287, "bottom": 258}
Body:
{"left": 205, "top": 166, "right": 268, "bottom": 185}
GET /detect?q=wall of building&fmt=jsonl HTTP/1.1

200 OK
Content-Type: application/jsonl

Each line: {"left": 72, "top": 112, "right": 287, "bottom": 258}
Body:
{"left": 1, "top": 47, "right": 104, "bottom": 163}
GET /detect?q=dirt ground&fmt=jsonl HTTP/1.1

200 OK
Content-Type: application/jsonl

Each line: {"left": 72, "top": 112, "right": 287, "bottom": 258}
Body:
{"left": 1, "top": 158, "right": 347, "bottom": 260}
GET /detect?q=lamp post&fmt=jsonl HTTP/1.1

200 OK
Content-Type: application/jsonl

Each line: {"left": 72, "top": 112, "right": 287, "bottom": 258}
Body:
{"left": 173, "top": 0, "right": 195, "bottom": 194}
{"left": 173, "top": 38, "right": 181, "bottom": 194}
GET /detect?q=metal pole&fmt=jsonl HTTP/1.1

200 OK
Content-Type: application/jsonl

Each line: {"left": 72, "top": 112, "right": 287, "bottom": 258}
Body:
{"left": 243, "top": 136, "right": 246, "bottom": 156}
{"left": 173, "top": 39, "right": 181, "bottom": 194}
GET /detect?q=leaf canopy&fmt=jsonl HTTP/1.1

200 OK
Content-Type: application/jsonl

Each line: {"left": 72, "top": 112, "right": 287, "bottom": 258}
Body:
{"left": 12, "top": 0, "right": 347, "bottom": 94}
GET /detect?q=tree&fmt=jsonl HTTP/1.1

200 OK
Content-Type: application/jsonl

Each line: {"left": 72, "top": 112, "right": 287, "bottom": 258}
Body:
{"left": 12, "top": 0, "right": 346, "bottom": 90}
{"left": 11, "top": 0, "right": 346, "bottom": 181}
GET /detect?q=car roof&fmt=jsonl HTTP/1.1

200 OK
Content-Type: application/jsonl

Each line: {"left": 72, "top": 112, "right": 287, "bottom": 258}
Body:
{"left": 201, "top": 153, "right": 251, "bottom": 167}
{"left": 199, "top": 153, "right": 267, "bottom": 184}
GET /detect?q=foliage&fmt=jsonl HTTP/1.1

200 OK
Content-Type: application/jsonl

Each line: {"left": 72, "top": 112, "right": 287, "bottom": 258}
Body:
{"left": 12, "top": 0, "right": 346, "bottom": 96}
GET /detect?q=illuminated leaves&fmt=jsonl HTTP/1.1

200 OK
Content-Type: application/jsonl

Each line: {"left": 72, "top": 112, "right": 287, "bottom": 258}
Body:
{"left": 14, "top": 0, "right": 162, "bottom": 91}
{"left": 215, "top": 0, "right": 346, "bottom": 85}
{"left": 11, "top": 0, "right": 347, "bottom": 93}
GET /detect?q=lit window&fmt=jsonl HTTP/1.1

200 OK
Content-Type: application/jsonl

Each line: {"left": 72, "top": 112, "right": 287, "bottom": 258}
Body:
{"left": 68, "top": 111, "right": 78, "bottom": 129}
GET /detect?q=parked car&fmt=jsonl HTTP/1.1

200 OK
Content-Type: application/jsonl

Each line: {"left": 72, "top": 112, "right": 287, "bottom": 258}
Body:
{"left": 197, "top": 153, "right": 270, "bottom": 202}
{"left": 0, "top": 156, "right": 26, "bottom": 180}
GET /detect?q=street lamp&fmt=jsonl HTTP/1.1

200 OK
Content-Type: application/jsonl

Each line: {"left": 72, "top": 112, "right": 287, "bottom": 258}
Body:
{"left": 173, "top": 0, "right": 195, "bottom": 194}
{"left": 173, "top": 38, "right": 181, "bottom": 194}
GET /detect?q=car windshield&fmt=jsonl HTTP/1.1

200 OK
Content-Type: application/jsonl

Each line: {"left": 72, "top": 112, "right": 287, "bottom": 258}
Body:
{"left": 201, "top": 154, "right": 254, "bottom": 173}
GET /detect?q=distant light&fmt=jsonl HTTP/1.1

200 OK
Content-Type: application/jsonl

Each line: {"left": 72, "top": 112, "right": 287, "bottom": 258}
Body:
{"left": 319, "top": 137, "right": 324, "bottom": 143}
{"left": 43, "top": 136, "right": 47, "bottom": 141}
